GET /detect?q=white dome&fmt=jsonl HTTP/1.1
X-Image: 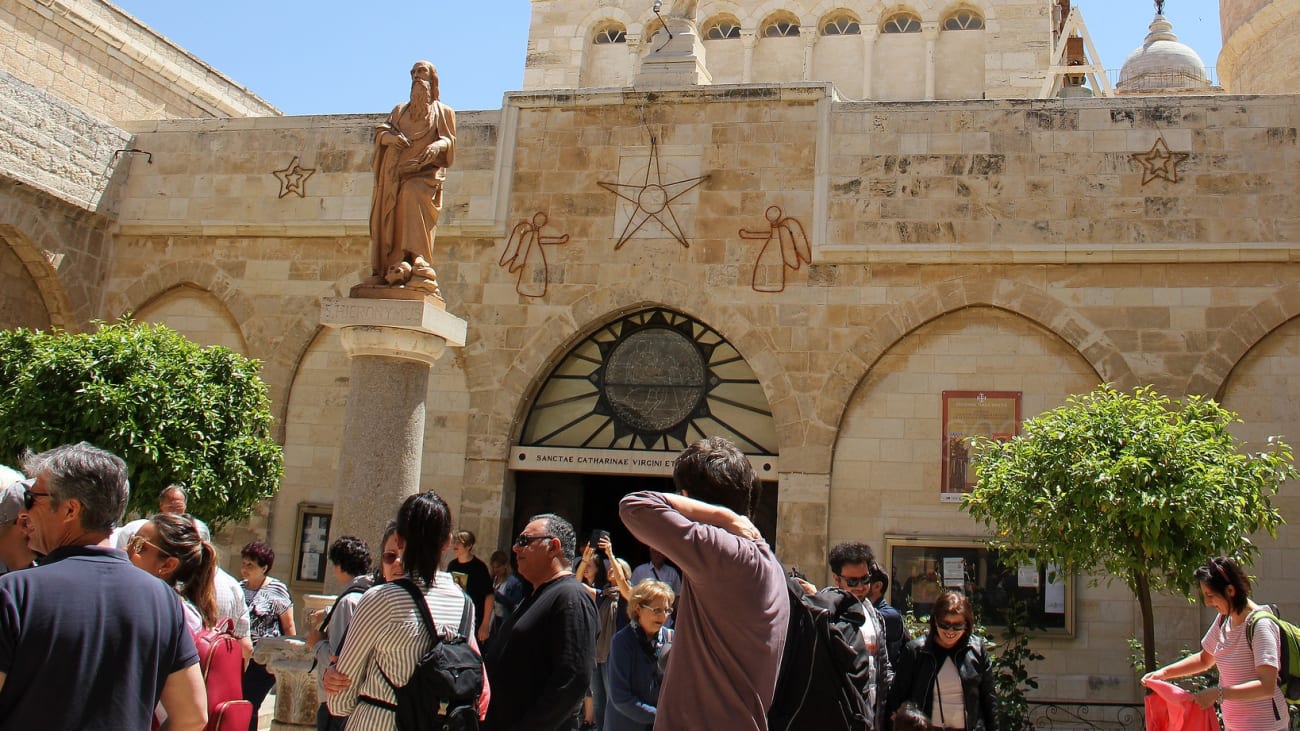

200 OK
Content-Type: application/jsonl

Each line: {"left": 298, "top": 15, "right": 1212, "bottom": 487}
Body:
{"left": 1117, "top": 15, "right": 1210, "bottom": 91}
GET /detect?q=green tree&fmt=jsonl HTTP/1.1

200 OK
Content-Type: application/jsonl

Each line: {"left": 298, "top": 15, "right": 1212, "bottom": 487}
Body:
{"left": 963, "top": 385, "right": 1297, "bottom": 674}
{"left": 0, "top": 321, "right": 283, "bottom": 529}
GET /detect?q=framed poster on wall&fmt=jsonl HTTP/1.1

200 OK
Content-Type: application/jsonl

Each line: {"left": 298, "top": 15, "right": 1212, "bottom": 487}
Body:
{"left": 292, "top": 502, "right": 332, "bottom": 589}
{"left": 885, "top": 534, "right": 1074, "bottom": 636}
{"left": 940, "top": 391, "right": 1021, "bottom": 502}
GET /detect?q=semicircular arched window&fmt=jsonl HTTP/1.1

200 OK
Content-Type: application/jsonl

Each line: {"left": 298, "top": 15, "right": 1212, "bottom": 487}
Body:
{"left": 882, "top": 12, "right": 922, "bottom": 34}
{"left": 521, "top": 308, "right": 778, "bottom": 454}
{"left": 705, "top": 17, "right": 742, "bottom": 39}
{"left": 822, "top": 14, "right": 861, "bottom": 36}
{"left": 762, "top": 15, "right": 801, "bottom": 38}
{"left": 943, "top": 10, "right": 985, "bottom": 30}
{"left": 593, "top": 24, "right": 628, "bottom": 44}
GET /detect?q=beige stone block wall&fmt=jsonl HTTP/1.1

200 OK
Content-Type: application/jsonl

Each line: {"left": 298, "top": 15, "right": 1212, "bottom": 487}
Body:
{"left": 0, "top": 239, "right": 50, "bottom": 330}
{"left": 936, "top": 30, "right": 986, "bottom": 100}
{"left": 0, "top": 0, "right": 277, "bottom": 122}
{"left": 873, "top": 33, "right": 927, "bottom": 100}
{"left": 133, "top": 287, "right": 250, "bottom": 354}
{"left": 1218, "top": 0, "right": 1300, "bottom": 94}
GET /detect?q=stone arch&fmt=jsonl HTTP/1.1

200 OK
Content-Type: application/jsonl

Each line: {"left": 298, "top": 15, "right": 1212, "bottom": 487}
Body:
{"left": 574, "top": 6, "right": 637, "bottom": 38}
{"left": 814, "top": 277, "right": 1134, "bottom": 473}
{"left": 464, "top": 276, "right": 800, "bottom": 467}
{"left": 1190, "top": 283, "right": 1300, "bottom": 399}
{"left": 107, "top": 260, "right": 257, "bottom": 332}
{"left": 133, "top": 284, "right": 252, "bottom": 355}
{"left": 0, "top": 226, "right": 75, "bottom": 331}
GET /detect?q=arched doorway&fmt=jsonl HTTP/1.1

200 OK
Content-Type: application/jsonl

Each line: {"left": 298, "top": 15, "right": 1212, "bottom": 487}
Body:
{"left": 509, "top": 307, "right": 780, "bottom": 561}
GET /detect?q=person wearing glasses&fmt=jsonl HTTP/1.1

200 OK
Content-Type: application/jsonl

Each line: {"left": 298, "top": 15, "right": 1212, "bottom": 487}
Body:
{"left": 603, "top": 579, "right": 676, "bottom": 731}
{"left": 1141, "top": 556, "right": 1288, "bottom": 731}
{"left": 0, "top": 472, "right": 37, "bottom": 573}
{"left": 127, "top": 512, "right": 219, "bottom": 632}
{"left": 483, "top": 512, "right": 598, "bottom": 730}
{"left": 618, "top": 437, "right": 789, "bottom": 731}
{"left": 375, "top": 520, "right": 403, "bottom": 583}
{"left": 0, "top": 442, "right": 206, "bottom": 730}
{"left": 886, "top": 590, "right": 996, "bottom": 731}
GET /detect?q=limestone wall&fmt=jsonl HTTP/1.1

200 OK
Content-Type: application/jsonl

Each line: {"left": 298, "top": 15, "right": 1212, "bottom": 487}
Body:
{"left": 91, "top": 86, "right": 1300, "bottom": 700}
{"left": 525, "top": 0, "right": 1047, "bottom": 99}
{"left": 1219, "top": 0, "right": 1300, "bottom": 94}
{"left": 0, "top": 0, "right": 279, "bottom": 121}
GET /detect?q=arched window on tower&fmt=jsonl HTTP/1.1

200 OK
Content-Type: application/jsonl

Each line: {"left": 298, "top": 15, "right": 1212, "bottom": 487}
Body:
{"left": 762, "top": 13, "right": 801, "bottom": 38}
{"left": 882, "top": 11, "right": 922, "bottom": 34}
{"left": 821, "top": 12, "right": 861, "bottom": 36}
{"left": 943, "top": 9, "right": 985, "bottom": 31}
{"left": 704, "top": 16, "right": 742, "bottom": 40}
{"left": 593, "top": 23, "right": 627, "bottom": 44}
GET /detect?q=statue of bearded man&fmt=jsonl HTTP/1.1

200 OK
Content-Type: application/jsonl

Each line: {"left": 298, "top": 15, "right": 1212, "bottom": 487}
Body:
{"left": 366, "top": 60, "right": 456, "bottom": 297}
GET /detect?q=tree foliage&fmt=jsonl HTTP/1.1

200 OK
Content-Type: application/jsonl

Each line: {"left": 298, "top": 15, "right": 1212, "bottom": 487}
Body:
{"left": 962, "top": 385, "right": 1297, "bottom": 672}
{"left": 0, "top": 321, "right": 283, "bottom": 529}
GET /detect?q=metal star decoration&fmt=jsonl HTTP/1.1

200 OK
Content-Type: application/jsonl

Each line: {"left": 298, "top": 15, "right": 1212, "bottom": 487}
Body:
{"left": 272, "top": 156, "right": 316, "bottom": 198}
{"left": 1131, "top": 136, "right": 1189, "bottom": 186}
{"left": 598, "top": 139, "right": 708, "bottom": 249}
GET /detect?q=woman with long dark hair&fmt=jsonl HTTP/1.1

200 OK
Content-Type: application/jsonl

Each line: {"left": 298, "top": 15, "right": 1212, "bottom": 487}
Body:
{"left": 127, "top": 512, "right": 218, "bottom": 630}
{"left": 886, "top": 590, "right": 996, "bottom": 730}
{"left": 324, "top": 491, "right": 489, "bottom": 729}
{"left": 1142, "top": 556, "right": 1287, "bottom": 730}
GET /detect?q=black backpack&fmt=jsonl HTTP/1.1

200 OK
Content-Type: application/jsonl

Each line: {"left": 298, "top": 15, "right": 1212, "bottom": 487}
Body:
{"left": 768, "top": 579, "right": 876, "bottom": 731}
{"left": 360, "top": 578, "right": 485, "bottom": 731}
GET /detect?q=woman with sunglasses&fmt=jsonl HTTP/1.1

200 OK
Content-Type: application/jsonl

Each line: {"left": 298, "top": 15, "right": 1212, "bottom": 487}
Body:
{"left": 604, "top": 579, "right": 675, "bottom": 731}
{"left": 127, "top": 512, "right": 219, "bottom": 631}
{"left": 886, "top": 590, "right": 996, "bottom": 731}
{"left": 375, "top": 520, "right": 403, "bottom": 584}
{"left": 1142, "top": 556, "right": 1287, "bottom": 730}
{"left": 324, "top": 491, "right": 489, "bottom": 728}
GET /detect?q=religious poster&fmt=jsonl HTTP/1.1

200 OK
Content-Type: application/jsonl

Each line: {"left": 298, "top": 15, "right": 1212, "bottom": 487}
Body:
{"left": 293, "top": 503, "right": 333, "bottom": 586}
{"left": 940, "top": 391, "right": 1021, "bottom": 502}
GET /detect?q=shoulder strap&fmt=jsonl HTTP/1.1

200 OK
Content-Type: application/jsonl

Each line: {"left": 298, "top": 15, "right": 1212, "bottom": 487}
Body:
{"left": 457, "top": 591, "right": 474, "bottom": 638}
{"left": 394, "top": 578, "right": 441, "bottom": 648}
{"left": 321, "top": 586, "right": 367, "bottom": 632}
{"left": 1246, "top": 608, "right": 1278, "bottom": 648}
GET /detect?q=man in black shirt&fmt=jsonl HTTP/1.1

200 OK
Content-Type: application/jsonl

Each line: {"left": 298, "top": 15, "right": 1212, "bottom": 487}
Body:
{"left": 484, "top": 513, "right": 597, "bottom": 731}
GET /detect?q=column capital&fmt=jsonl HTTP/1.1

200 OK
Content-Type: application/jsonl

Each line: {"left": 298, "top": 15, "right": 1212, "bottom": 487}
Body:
{"left": 321, "top": 296, "right": 467, "bottom": 364}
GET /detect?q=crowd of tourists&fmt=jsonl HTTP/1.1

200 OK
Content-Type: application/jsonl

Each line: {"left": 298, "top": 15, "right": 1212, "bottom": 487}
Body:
{"left": 0, "top": 438, "right": 1289, "bottom": 731}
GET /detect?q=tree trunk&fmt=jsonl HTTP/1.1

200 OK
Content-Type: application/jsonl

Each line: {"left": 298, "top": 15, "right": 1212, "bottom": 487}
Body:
{"left": 1134, "top": 570, "right": 1157, "bottom": 674}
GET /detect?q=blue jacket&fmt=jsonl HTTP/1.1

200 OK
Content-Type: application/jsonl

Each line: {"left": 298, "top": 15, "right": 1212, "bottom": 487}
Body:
{"left": 603, "top": 623, "right": 671, "bottom": 731}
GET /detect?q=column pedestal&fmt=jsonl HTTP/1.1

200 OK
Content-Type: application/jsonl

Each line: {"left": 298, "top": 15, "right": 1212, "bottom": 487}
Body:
{"left": 636, "top": 20, "right": 711, "bottom": 86}
{"left": 254, "top": 638, "right": 316, "bottom": 729}
{"left": 320, "top": 296, "right": 467, "bottom": 590}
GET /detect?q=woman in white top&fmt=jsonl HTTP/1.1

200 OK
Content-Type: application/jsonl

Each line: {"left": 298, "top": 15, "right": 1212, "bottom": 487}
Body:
{"left": 324, "top": 491, "right": 489, "bottom": 730}
{"left": 1142, "top": 556, "right": 1288, "bottom": 731}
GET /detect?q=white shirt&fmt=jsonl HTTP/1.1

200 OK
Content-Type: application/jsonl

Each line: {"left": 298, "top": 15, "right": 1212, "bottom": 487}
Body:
{"left": 213, "top": 567, "right": 251, "bottom": 638}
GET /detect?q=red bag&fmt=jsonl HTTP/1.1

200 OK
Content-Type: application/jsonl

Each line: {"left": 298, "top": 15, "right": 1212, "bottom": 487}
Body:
{"left": 1145, "top": 679, "right": 1217, "bottom": 731}
{"left": 193, "top": 618, "right": 254, "bottom": 731}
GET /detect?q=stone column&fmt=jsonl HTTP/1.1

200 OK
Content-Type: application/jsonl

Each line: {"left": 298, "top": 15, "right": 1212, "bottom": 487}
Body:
{"left": 740, "top": 30, "right": 756, "bottom": 83}
{"left": 923, "top": 22, "right": 939, "bottom": 100}
{"left": 800, "top": 26, "right": 817, "bottom": 82}
{"left": 861, "top": 26, "right": 877, "bottom": 99}
{"left": 625, "top": 33, "right": 642, "bottom": 85}
{"left": 254, "top": 638, "right": 317, "bottom": 730}
{"left": 320, "top": 296, "right": 467, "bottom": 588}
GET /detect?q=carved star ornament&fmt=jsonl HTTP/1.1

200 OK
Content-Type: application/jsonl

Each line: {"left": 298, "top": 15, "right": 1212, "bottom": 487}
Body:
{"left": 1131, "top": 136, "right": 1189, "bottom": 186}
{"left": 598, "top": 140, "right": 708, "bottom": 249}
{"left": 273, "top": 156, "right": 316, "bottom": 198}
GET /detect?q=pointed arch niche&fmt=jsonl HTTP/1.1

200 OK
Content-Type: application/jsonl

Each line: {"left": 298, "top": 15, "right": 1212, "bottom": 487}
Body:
{"left": 509, "top": 307, "right": 780, "bottom": 553}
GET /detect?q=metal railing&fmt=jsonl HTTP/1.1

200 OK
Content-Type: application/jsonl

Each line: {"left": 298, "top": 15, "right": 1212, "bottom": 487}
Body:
{"left": 1027, "top": 701, "right": 1145, "bottom": 730}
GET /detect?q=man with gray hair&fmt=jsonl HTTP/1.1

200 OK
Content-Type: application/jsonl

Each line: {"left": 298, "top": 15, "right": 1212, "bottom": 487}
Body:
{"left": 484, "top": 512, "right": 597, "bottom": 730}
{"left": 0, "top": 442, "right": 206, "bottom": 730}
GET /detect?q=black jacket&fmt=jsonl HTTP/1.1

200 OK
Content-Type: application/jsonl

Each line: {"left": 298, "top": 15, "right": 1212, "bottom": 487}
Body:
{"left": 885, "top": 633, "right": 997, "bottom": 731}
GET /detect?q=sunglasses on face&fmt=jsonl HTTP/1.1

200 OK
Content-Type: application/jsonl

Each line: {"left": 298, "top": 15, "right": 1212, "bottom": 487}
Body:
{"left": 128, "top": 534, "right": 171, "bottom": 558}
{"left": 836, "top": 574, "right": 871, "bottom": 588}
{"left": 382, "top": 551, "right": 402, "bottom": 565}
{"left": 22, "top": 487, "right": 51, "bottom": 510}
{"left": 513, "top": 533, "right": 554, "bottom": 548}
{"left": 936, "top": 620, "right": 967, "bottom": 633}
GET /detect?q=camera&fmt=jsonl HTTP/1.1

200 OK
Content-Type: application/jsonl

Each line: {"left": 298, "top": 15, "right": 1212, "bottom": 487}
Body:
{"left": 589, "top": 529, "right": 609, "bottom": 547}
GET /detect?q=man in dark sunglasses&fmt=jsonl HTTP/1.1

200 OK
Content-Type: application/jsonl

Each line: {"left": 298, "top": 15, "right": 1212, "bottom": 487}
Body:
{"left": 0, "top": 442, "right": 206, "bottom": 730}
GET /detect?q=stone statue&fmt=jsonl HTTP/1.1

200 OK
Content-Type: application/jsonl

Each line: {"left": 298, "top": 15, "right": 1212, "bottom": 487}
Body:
{"left": 670, "top": 0, "right": 699, "bottom": 21}
{"left": 365, "top": 60, "right": 456, "bottom": 298}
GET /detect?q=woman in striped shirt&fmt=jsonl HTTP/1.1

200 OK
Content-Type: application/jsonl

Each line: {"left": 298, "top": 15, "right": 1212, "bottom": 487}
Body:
{"left": 324, "top": 491, "right": 489, "bottom": 730}
{"left": 1142, "top": 556, "right": 1287, "bottom": 731}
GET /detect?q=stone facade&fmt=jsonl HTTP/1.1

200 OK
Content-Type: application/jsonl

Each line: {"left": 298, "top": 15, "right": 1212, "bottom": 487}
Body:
{"left": 525, "top": 0, "right": 1050, "bottom": 100}
{"left": 1220, "top": 0, "right": 1300, "bottom": 94}
{"left": 6, "top": 0, "right": 1300, "bottom": 707}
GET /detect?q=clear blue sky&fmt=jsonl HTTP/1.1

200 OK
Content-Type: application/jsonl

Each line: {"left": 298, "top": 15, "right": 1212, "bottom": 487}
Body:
{"left": 110, "top": 0, "right": 1223, "bottom": 115}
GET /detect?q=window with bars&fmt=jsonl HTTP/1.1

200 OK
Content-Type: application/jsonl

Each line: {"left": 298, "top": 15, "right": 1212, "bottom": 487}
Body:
{"left": 943, "top": 10, "right": 985, "bottom": 30}
{"left": 705, "top": 20, "right": 741, "bottom": 39}
{"left": 593, "top": 26, "right": 627, "bottom": 44}
{"left": 822, "top": 16, "right": 861, "bottom": 36}
{"left": 763, "top": 19, "right": 800, "bottom": 37}
{"left": 882, "top": 13, "right": 922, "bottom": 33}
